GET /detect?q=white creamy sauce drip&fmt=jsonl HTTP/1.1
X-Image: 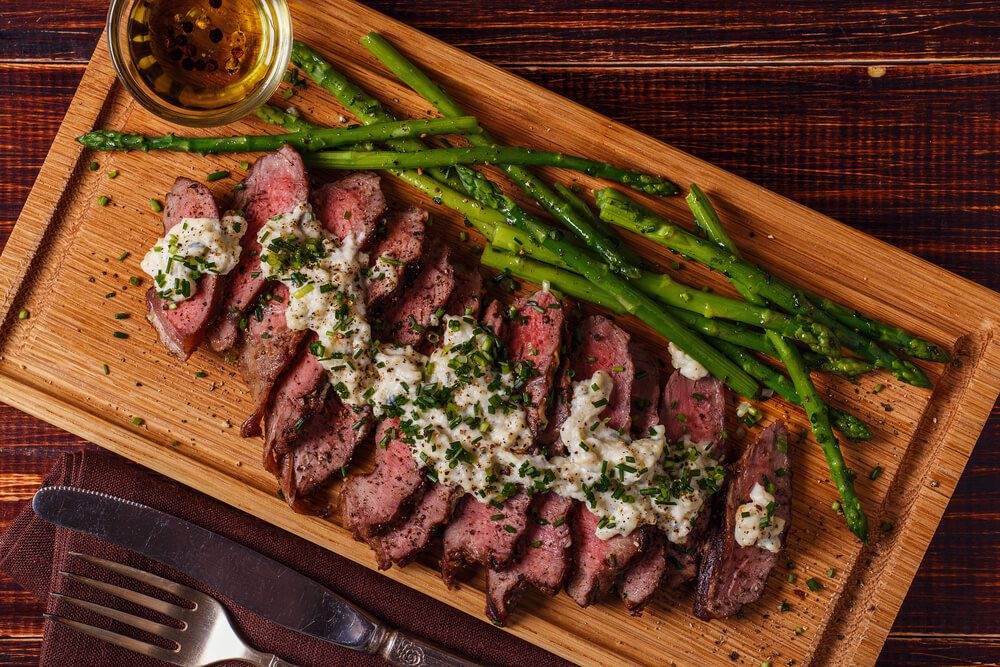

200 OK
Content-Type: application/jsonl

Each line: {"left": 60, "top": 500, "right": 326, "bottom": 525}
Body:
{"left": 141, "top": 213, "right": 246, "bottom": 303}
{"left": 734, "top": 481, "right": 785, "bottom": 552}
{"left": 371, "top": 325, "right": 724, "bottom": 541}
{"left": 668, "top": 341, "right": 709, "bottom": 381}
{"left": 257, "top": 202, "right": 372, "bottom": 406}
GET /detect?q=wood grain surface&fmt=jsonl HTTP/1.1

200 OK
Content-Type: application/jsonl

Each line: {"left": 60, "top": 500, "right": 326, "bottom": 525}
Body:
{"left": 0, "top": 1, "right": 997, "bottom": 665}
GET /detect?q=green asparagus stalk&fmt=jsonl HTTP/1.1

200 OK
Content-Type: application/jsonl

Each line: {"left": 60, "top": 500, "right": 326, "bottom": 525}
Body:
{"left": 489, "top": 223, "right": 840, "bottom": 355}
{"left": 76, "top": 116, "right": 481, "bottom": 153}
{"left": 254, "top": 105, "right": 318, "bottom": 133}
{"left": 305, "top": 145, "right": 679, "bottom": 184}
{"left": 596, "top": 187, "right": 933, "bottom": 389}
{"left": 356, "top": 33, "right": 647, "bottom": 279}
{"left": 688, "top": 183, "right": 868, "bottom": 541}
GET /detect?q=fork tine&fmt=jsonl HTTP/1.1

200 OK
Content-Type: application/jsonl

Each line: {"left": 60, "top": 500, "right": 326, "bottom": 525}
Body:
{"left": 44, "top": 613, "right": 180, "bottom": 664}
{"left": 59, "top": 571, "right": 189, "bottom": 620}
{"left": 51, "top": 592, "right": 181, "bottom": 639}
{"left": 69, "top": 552, "right": 209, "bottom": 606}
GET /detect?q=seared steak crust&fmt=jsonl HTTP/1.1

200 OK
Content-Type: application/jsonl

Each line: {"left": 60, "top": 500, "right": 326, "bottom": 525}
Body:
{"left": 146, "top": 177, "right": 223, "bottom": 360}
{"left": 262, "top": 344, "right": 327, "bottom": 473}
{"left": 381, "top": 241, "right": 455, "bottom": 346}
{"left": 366, "top": 206, "right": 427, "bottom": 306}
{"left": 442, "top": 490, "right": 533, "bottom": 585}
{"left": 566, "top": 506, "right": 646, "bottom": 607}
{"left": 694, "top": 421, "right": 791, "bottom": 620}
{"left": 370, "top": 484, "right": 460, "bottom": 570}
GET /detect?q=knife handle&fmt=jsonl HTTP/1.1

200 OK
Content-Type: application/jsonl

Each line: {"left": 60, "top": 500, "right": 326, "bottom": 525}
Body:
{"left": 373, "top": 627, "right": 487, "bottom": 667}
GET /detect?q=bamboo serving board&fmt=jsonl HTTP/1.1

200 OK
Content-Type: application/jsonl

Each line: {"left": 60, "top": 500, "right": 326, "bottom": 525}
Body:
{"left": 1, "top": 2, "right": 998, "bottom": 665}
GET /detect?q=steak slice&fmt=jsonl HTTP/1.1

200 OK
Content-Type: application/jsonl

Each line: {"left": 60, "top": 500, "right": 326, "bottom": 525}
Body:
{"left": 145, "top": 177, "right": 223, "bottom": 360}
{"left": 481, "top": 300, "right": 505, "bottom": 338}
{"left": 381, "top": 241, "right": 455, "bottom": 346}
{"left": 341, "top": 418, "right": 426, "bottom": 540}
{"left": 485, "top": 492, "right": 573, "bottom": 625}
{"left": 617, "top": 344, "right": 666, "bottom": 613}
{"left": 618, "top": 528, "right": 668, "bottom": 614}
{"left": 369, "top": 484, "right": 461, "bottom": 570}
{"left": 312, "top": 171, "right": 386, "bottom": 247}
{"left": 441, "top": 490, "right": 532, "bottom": 586}
{"left": 279, "top": 402, "right": 373, "bottom": 512}
{"left": 262, "top": 342, "right": 326, "bottom": 473}
{"left": 366, "top": 206, "right": 427, "bottom": 306}
{"left": 208, "top": 146, "right": 308, "bottom": 352}
{"left": 660, "top": 370, "right": 729, "bottom": 588}
{"left": 238, "top": 285, "right": 307, "bottom": 437}
{"left": 694, "top": 421, "right": 792, "bottom": 620}
{"left": 444, "top": 264, "right": 484, "bottom": 319}
{"left": 506, "top": 291, "right": 565, "bottom": 443}
{"left": 566, "top": 505, "right": 647, "bottom": 607}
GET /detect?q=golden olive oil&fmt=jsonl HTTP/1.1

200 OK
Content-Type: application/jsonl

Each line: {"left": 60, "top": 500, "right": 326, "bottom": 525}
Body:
{"left": 127, "top": 0, "right": 275, "bottom": 111}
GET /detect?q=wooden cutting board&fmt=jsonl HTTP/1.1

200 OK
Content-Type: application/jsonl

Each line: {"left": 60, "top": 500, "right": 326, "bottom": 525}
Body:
{"left": 1, "top": 2, "right": 998, "bottom": 665}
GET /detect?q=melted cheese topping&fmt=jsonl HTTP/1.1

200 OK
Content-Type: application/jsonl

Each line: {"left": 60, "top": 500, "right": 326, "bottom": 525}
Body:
{"left": 734, "top": 481, "right": 785, "bottom": 552}
{"left": 141, "top": 213, "right": 246, "bottom": 303}
{"left": 668, "top": 341, "right": 709, "bottom": 381}
{"left": 257, "top": 202, "right": 372, "bottom": 405}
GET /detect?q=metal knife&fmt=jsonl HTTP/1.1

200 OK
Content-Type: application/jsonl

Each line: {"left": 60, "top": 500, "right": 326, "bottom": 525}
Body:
{"left": 33, "top": 486, "right": 485, "bottom": 667}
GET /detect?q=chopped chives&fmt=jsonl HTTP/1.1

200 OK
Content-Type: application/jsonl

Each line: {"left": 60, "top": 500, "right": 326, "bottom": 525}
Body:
{"left": 827, "top": 567, "right": 836, "bottom": 578}
{"left": 17, "top": 308, "right": 29, "bottom": 320}
{"left": 112, "top": 331, "right": 129, "bottom": 339}
{"left": 118, "top": 251, "right": 130, "bottom": 261}
{"left": 149, "top": 199, "right": 163, "bottom": 213}
{"left": 130, "top": 416, "right": 144, "bottom": 426}
{"left": 97, "top": 195, "right": 110, "bottom": 207}
{"left": 129, "top": 276, "right": 142, "bottom": 287}
{"left": 194, "top": 371, "right": 208, "bottom": 378}
{"left": 805, "top": 577, "right": 823, "bottom": 592}
{"left": 239, "top": 160, "right": 249, "bottom": 170}
{"left": 105, "top": 291, "right": 116, "bottom": 298}
{"left": 107, "top": 169, "right": 119, "bottom": 179}
{"left": 88, "top": 161, "right": 99, "bottom": 171}
{"left": 113, "top": 312, "right": 129, "bottom": 319}
{"left": 869, "top": 466, "right": 883, "bottom": 481}
{"left": 101, "top": 363, "right": 110, "bottom": 375}
{"left": 206, "top": 169, "right": 230, "bottom": 182}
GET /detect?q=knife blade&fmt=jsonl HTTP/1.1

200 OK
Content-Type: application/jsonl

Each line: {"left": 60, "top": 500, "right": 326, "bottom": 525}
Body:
{"left": 33, "top": 485, "right": 481, "bottom": 667}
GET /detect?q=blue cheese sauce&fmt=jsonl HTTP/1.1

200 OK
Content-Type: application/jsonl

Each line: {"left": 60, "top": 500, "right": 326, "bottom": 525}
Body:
{"left": 734, "top": 481, "right": 785, "bottom": 552}
{"left": 141, "top": 212, "right": 246, "bottom": 303}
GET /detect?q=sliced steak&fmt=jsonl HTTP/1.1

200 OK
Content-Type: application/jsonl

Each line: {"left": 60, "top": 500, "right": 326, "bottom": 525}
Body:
{"left": 506, "top": 291, "right": 565, "bottom": 443}
{"left": 369, "top": 484, "right": 461, "bottom": 570}
{"left": 380, "top": 241, "right": 455, "bottom": 346}
{"left": 486, "top": 492, "right": 573, "bottom": 625}
{"left": 481, "top": 300, "right": 505, "bottom": 338}
{"left": 262, "top": 343, "right": 326, "bottom": 473}
{"left": 366, "top": 206, "right": 427, "bottom": 306}
{"left": 238, "top": 285, "right": 307, "bottom": 437}
{"left": 694, "top": 421, "right": 792, "bottom": 620}
{"left": 146, "top": 177, "right": 223, "bottom": 360}
{"left": 279, "top": 402, "right": 373, "bottom": 511}
{"left": 660, "top": 370, "right": 729, "bottom": 589}
{"left": 341, "top": 418, "right": 426, "bottom": 540}
{"left": 566, "top": 505, "right": 646, "bottom": 607}
{"left": 444, "top": 264, "right": 484, "bottom": 318}
{"left": 441, "top": 489, "right": 532, "bottom": 586}
{"left": 208, "top": 146, "right": 308, "bottom": 352}
{"left": 617, "top": 345, "right": 666, "bottom": 613}
{"left": 312, "top": 171, "right": 386, "bottom": 247}
{"left": 618, "top": 528, "right": 667, "bottom": 614}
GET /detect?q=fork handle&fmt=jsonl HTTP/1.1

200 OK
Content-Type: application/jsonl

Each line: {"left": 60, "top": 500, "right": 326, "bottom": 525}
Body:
{"left": 242, "top": 649, "right": 299, "bottom": 667}
{"left": 374, "top": 628, "right": 486, "bottom": 667}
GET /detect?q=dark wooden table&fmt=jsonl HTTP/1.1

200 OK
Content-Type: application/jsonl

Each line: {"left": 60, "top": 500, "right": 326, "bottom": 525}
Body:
{"left": 1, "top": 2, "right": 997, "bottom": 664}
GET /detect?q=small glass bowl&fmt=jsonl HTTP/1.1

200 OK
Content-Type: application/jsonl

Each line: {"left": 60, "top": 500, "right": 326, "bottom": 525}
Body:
{"left": 106, "top": 0, "right": 292, "bottom": 127}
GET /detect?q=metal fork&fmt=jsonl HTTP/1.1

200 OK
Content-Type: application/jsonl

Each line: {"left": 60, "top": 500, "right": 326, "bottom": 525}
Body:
{"left": 46, "top": 552, "right": 297, "bottom": 667}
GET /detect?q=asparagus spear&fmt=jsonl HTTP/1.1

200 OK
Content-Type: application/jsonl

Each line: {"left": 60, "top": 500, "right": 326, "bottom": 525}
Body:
{"left": 481, "top": 244, "right": 872, "bottom": 442}
{"left": 688, "top": 183, "right": 868, "bottom": 541}
{"left": 254, "top": 105, "right": 318, "bottom": 133}
{"left": 596, "top": 187, "right": 933, "bottom": 389}
{"left": 76, "top": 116, "right": 481, "bottom": 153}
{"left": 305, "top": 145, "right": 685, "bottom": 186}
{"left": 356, "top": 33, "right": 648, "bottom": 279}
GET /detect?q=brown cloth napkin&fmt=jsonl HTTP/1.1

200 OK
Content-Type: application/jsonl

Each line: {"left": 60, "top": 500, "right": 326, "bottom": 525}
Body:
{"left": 0, "top": 450, "right": 571, "bottom": 667}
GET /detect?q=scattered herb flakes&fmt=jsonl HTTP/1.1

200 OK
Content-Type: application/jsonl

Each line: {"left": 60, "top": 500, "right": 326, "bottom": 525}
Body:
{"left": 149, "top": 198, "right": 164, "bottom": 213}
{"left": 97, "top": 195, "right": 110, "bottom": 207}
{"left": 112, "top": 331, "right": 129, "bottom": 339}
{"left": 17, "top": 308, "right": 30, "bottom": 320}
{"left": 118, "top": 251, "right": 130, "bottom": 261}
{"left": 113, "top": 312, "right": 129, "bottom": 320}
{"left": 761, "top": 661, "right": 773, "bottom": 667}
{"left": 129, "top": 276, "right": 142, "bottom": 287}
{"left": 239, "top": 160, "right": 249, "bottom": 170}
{"left": 794, "top": 626, "right": 806, "bottom": 636}
{"left": 805, "top": 577, "right": 823, "bottom": 592}
{"left": 105, "top": 291, "right": 117, "bottom": 299}
{"left": 206, "top": 169, "right": 230, "bottom": 182}
{"left": 194, "top": 371, "right": 208, "bottom": 378}
{"left": 107, "top": 169, "right": 119, "bottom": 179}
{"left": 130, "top": 416, "right": 145, "bottom": 426}
{"left": 827, "top": 568, "right": 837, "bottom": 578}
{"left": 869, "top": 466, "right": 884, "bottom": 481}
{"left": 277, "top": 489, "right": 286, "bottom": 501}
{"left": 778, "top": 601, "right": 791, "bottom": 612}
{"left": 170, "top": 440, "right": 181, "bottom": 447}
{"left": 873, "top": 383, "right": 885, "bottom": 393}
{"left": 787, "top": 573, "right": 797, "bottom": 584}
{"left": 102, "top": 363, "right": 110, "bottom": 375}
{"left": 88, "top": 161, "right": 99, "bottom": 171}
